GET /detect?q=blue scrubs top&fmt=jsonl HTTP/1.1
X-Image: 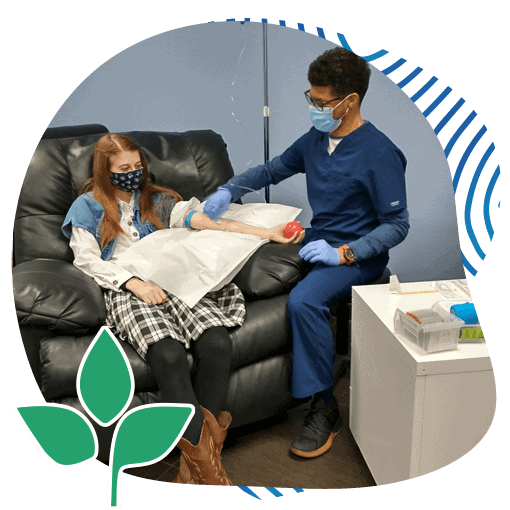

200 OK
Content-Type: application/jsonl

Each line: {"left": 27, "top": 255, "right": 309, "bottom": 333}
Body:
{"left": 222, "top": 122, "right": 409, "bottom": 261}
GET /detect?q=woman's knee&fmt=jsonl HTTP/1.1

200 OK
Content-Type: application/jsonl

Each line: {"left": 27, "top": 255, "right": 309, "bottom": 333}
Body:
{"left": 194, "top": 327, "right": 232, "bottom": 360}
{"left": 146, "top": 337, "right": 188, "bottom": 370}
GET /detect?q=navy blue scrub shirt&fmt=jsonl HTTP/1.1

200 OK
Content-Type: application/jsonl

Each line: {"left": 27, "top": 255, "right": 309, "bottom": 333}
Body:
{"left": 221, "top": 121, "right": 409, "bottom": 260}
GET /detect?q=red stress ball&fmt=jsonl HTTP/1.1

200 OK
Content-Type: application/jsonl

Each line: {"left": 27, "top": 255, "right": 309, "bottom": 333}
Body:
{"left": 284, "top": 221, "right": 304, "bottom": 239}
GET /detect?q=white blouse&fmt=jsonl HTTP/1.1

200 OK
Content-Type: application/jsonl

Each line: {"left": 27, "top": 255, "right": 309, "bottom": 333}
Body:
{"left": 69, "top": 195, "right": 199, "bottom": 291}
{"left": 70, "top": 194, "right": 144, "bottom": 292}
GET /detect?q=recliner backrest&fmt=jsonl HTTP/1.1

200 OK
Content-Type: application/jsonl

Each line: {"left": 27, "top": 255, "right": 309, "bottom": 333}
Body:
{"left": 14, "top": 128, "right": 237, "bottom": 266}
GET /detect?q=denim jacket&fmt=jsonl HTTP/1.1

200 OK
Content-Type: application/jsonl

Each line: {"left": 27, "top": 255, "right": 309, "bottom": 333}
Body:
{"left": 61, "top": 189, "right": 177, "bottom": 261}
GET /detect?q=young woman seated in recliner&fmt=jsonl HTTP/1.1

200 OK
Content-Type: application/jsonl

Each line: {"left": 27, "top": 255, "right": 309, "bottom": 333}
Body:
{"left": 61, "top": 133, "right": 304, "bottom": 485}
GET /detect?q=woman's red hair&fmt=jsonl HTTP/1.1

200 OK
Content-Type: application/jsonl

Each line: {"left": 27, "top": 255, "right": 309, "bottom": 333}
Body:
{"left": 78, "top": 134, "right": 182, "bottom": 249}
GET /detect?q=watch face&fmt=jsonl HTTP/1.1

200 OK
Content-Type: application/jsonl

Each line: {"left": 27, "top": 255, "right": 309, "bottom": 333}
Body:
{"left": 345, "top": 248, "right": 354, "bottom": 260}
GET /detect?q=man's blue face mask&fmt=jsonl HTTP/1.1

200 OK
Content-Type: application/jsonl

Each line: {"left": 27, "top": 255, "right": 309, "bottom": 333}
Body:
{"left": 110, "top": 168, "right": 144, "bottom": 192}
{"left": 309, "top": 94, "right": 351, "bottom": 133}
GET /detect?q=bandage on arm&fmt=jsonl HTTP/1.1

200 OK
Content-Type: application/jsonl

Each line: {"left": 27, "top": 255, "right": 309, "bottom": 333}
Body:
{"left": 189, "top": 211, "right": 271, "bottom": 239}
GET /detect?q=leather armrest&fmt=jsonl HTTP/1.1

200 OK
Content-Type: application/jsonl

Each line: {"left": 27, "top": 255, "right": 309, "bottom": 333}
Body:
{"left": 13, "top": 258, "right": 106, "bottom": 331}
{"left": 232, "top": 243, "right": 307, "bottom": 300}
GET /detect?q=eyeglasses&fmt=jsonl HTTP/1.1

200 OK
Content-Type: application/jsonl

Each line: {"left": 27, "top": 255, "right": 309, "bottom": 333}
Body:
{"left": 304, "top": 89, "right": 346, "bottom": 111}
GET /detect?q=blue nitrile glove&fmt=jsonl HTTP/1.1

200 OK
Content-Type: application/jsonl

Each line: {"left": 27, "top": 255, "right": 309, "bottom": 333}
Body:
{"left": 299, "top": 240, "right": 340, "bottom": 266}
{"left": 203, "top": 188, "right": 232, "bottom": 220}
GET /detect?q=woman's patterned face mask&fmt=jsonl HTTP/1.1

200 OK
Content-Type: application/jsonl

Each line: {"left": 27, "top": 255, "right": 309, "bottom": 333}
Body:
{"left": 110, "top": 168, "right": 144, "bottom": 192}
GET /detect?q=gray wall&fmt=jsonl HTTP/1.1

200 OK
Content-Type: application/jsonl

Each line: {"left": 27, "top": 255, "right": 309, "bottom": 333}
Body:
{"left": 48, "top": 21, "right": 464, "bottom": 283}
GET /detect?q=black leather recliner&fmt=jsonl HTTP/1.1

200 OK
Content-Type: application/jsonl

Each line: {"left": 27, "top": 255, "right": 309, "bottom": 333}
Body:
{"left": 14, "top": 124, "right": 360, "bottom": 464}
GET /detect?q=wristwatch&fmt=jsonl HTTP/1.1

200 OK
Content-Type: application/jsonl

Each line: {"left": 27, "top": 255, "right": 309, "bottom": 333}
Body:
{"left": 340, "top": 245, "right": 356, "bottom": 265}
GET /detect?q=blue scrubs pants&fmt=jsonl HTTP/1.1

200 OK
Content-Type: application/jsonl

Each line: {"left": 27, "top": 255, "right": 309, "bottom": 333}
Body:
{"left": 288, "top": 251, "right": 389, "bottom": 399}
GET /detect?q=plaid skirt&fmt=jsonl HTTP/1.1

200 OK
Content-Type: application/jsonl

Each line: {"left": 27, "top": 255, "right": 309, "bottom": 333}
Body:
{"left": 104, "top": 282, "right": 246, "bottom": 360}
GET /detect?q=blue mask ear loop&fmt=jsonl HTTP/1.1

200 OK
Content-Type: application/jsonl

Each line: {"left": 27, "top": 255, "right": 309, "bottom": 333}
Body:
{"left": 331, "top": 93, "right": 351, "bottom": 111}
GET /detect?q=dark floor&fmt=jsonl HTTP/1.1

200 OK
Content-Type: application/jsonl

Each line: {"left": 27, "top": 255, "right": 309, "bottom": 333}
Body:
{"left": 124, "top": 360, "right": 376, "bottom": 488}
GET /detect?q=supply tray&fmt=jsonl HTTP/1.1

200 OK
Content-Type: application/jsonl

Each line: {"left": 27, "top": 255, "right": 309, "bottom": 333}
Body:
{"left": 394, "top": 303, "right": 464, "bottom": 354}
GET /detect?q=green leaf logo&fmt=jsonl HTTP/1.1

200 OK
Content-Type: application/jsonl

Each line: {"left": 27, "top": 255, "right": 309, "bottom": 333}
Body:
{"left": 17, "top": 404, "right": 98, "bottom": 465}
{"left": 109, "top": 404, "right": 194, "bottom": 506}
{"left": 77, "top": 326, "right": 134, "bottom": 426}
{"left": 18, "top": 326, "right": 194, "bottom": 506}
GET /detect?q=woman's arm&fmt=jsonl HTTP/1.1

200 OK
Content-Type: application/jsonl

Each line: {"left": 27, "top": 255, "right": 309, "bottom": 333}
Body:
{"left": 70, "top": 227, "right": 169, "bottom": 305}
{"left": 188, "top": 211, "right": 305, "bottom": 244}
{"left": 70, "top": 227, "right": 135, "bottom": 291}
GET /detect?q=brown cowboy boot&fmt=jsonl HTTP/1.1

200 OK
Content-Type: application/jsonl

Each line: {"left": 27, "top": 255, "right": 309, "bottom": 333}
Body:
{"left": 172, "top": 408, "right": 233, "bottom": 485}
{"left": 200, "top": 406, "right": 232, "bottom": 452}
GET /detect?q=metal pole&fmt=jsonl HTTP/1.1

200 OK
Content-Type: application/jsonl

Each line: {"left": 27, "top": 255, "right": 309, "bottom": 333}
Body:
{"left": 263, "top": 22, "right": 270, "bottom": 203}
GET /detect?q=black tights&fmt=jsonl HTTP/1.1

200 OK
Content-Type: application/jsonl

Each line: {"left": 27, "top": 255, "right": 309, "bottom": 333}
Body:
{"left": 145, "top": 327, "right": 232, "bottom": 446}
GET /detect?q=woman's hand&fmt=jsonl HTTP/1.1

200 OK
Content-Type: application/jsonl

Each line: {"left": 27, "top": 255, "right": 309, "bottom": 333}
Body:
{"left": 125, "top": 278, "right": 169, "bottom": 305}
{"left": 267, "top": 223, "right": 306, "bottom": 244}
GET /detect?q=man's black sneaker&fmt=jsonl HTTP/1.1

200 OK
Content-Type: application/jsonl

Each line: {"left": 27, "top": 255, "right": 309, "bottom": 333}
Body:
{"left": 290, "top": 396, "right": 342, "bottom": 458}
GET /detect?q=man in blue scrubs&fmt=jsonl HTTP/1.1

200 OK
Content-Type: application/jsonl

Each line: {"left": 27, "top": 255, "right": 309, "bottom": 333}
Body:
{"left": 204, "top": 47, "right": 410, "bottom": 458}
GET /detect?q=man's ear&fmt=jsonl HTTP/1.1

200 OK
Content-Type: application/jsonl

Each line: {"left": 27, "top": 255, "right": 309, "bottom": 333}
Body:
{"left": 348, "top": 93, "right": 360, "bottom": 109}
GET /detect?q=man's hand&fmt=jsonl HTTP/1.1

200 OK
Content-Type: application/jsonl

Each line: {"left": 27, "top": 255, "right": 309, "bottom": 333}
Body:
{"left": 298, "top": 240, "right": 342, "bottom": 266}
{"left": 125, "top": 278, "right": 169, "bottom": 305}
{"left": 203, "top": 188, "right": 232, "bottom": 220}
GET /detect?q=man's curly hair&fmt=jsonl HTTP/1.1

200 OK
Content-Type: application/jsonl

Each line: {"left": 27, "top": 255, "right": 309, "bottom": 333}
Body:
{"left": 308, "top": 47, "right": 371, "bottom": 104}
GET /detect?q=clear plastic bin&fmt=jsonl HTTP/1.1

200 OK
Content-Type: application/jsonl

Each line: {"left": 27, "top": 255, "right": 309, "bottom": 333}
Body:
{"left": 394, "top": 307, "right": 464, "bottom": 354}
